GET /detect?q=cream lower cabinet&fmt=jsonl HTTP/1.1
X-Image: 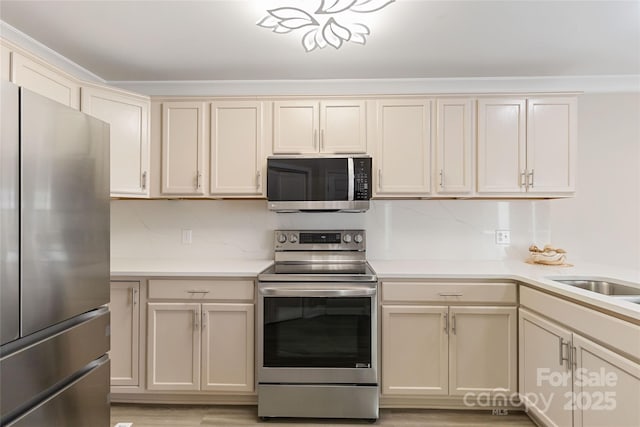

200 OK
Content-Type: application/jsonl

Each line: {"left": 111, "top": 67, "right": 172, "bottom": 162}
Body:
{"left": 146, "top": 279, "right": 255, "bottom": 394}
{"left": 109, "top": 281, "right": 140, "bottom": 387}
{"left": 520, "top": 308, "right": 640, "bottom": 427}
{"left": 381, "top": 282, "right": 517, "bottom": 401}
{"left": 81, "top": 85, "right": 150, "bottom": 197}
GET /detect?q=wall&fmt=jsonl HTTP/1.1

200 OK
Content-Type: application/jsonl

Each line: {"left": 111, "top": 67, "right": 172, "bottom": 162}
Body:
{"left": 549, "top": 93, "right": 640, "bottom": 270}
{"left": 111, "top": 199, "right": 551, "bottom": 262}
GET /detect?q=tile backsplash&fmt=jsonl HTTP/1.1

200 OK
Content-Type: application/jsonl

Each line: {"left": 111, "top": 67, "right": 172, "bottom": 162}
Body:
{"left": 111, "top": 199, "right": 551, "bottom": 262}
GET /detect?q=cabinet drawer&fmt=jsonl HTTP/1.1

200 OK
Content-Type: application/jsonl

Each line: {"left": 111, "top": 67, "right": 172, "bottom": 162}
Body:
{"left": 148, "top": 279, "right": 254, "bottom": 301}
{"left": 382, "top": 281, "right": 516, "bottom": 304}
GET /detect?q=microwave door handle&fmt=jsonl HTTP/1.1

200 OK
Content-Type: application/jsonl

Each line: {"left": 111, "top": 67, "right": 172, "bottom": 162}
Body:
{"left": 348, "top": 157, "right": 354, "bottom": 201}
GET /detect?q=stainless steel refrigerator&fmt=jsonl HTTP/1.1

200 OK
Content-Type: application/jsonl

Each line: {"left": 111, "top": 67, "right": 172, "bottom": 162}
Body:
{"left": 1, "top": 81, "right": 111, "bottom": 426}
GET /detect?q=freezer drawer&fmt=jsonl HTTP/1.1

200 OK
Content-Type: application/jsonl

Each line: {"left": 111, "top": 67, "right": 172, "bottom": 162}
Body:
{"left": 0, "top": 308, "right": 110, "bottom": 422}
{"left": 9, "top": 355, "right": 110, "bottom": 427}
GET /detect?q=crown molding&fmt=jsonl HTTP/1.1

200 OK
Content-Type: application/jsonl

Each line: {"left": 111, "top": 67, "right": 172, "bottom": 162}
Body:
{"left": 0, "top": 20, "right": 104, "bottom": 83}
{"left": 109, "top": 75, "right": 639, "bottom": 97}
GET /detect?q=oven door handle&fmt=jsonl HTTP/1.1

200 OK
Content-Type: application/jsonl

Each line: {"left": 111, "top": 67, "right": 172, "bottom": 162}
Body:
{"left": 259, "top": 286, "right": 376, "bottom": 297}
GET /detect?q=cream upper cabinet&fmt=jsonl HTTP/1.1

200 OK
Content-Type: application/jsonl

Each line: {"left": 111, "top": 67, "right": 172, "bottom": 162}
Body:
{"left": 382, "top": 305, "right": 449, "bottom": 395}
{"left": 82, "top": 85, "right": 150, "bottom": 197}
{"left": 435, "top": 98, "right": 473, "bottom": 194}
{"left": 109, "top": 281, "right": 140, "bottom": 388}
{"left": 477, "top": 97, "right": 577, "bottom": 195}
{"left": 526, "top": 97, "right": 577, "bottom": 193}
{"left": 11, "top": 51, "right": 80, "bottom": 109}
{"left": 449, "top": 306, "right": 517, "bottom": 396}
{"left": 272, "top": 99, "right": 366, "bottom": 154}
{"left": 210, "top": 101, "right": 264, "bottom": 196}
{"left": 477, "top": 98, "right": 527, "bottom": 193}
{"left": 161, "top": 102, "right": 205, "bottom": 195}
{"left": 375, "top": 99, "right": 432, "bottom": 196}
{"left": 1, "top": 44, "right": 11, "bottom": 81}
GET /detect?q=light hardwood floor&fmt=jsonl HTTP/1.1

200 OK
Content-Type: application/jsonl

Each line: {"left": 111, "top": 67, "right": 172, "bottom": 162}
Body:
{"left": 111, "top": 404, "right": 536, "bottom": 426}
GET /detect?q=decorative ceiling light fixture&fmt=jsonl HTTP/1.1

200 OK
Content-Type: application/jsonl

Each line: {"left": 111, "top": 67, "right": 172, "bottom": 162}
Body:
{"left": 257, "top": 0, "right": 395, "bottom": 52}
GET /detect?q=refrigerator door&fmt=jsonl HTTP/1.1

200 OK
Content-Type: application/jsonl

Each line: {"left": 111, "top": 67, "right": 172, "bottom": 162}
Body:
{"left": 0, "top": 81, "right": 20, "bottom": 345}
{"left": 20, "top": 88, "right": 110, "bottom": 336}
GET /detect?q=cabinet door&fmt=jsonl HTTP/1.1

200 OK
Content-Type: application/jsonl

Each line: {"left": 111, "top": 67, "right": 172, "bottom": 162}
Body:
{"left": 273, "top": 100, "right": 319, "bottom": 154}
{"left": 477, "top": 98, "right": 526, "bottom": 193}
{"left": 161, "top": 102, "right": 205, "bottom": 195}
{"left": 147, "top": 303, "right": 200, "bottom": 391}
{"left": 573, "top": 334, "right": 640, "bottom": 427}
{"left": 449, "top": 306, "right": 517, "bottom": 396}
{"left": 109, "top": 281, "right": 140, "bottom": 387}
{"left": 81, "top": 86, "right": 150, "bottom": 197}
{"left": 11, "top": 52, "right": 80, "bottom": 109}
{"left": 320, "top": 100, "right": 367, "bottom": 153}
{"left": 519, "top": 309, "right": 573, "bottom": 427}
{"left": 210, "top": 101, "right": 264, "bottom": 196}
{"left": 201, "top": 303, "right": 254, "bottom": 392}
{"left": 435, "top": 98, "right": 473, "bottom": 194}
{"left": 526, "top": 97, "right": 577, "bottom": 193}
{"left": 375, "top": 99, "right": 432, "bottom": 196}
{"left": 381, "top": 305, "right": 448, "bottom": 395}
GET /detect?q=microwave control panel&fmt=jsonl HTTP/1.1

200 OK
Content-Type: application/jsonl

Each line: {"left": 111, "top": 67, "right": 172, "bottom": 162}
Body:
{"left": 353, "top": 158, "right": 372, "bottom": 200}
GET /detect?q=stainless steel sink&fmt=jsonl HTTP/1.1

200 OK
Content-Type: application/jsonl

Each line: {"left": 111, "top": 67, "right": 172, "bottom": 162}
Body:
{"left": 550, "top": 279, "right": 640, "bottom": 304}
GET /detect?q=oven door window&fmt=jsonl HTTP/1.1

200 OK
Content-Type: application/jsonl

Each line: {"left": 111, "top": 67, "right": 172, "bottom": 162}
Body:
{"left": 263, "top": 297, "right": 371, "bottom": 368}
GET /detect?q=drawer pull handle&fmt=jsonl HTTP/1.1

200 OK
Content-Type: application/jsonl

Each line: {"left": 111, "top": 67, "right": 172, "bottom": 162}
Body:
{"left": 438, "top": 292, "right": 463, "bottom": 297}
{"left": 187, "top": 290, "right": 210, "bottom": 294}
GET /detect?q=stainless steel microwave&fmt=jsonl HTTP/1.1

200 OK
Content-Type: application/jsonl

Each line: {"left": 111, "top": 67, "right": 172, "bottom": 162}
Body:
{"left": 267, "top": 156, "right": 372, "bottom": 212}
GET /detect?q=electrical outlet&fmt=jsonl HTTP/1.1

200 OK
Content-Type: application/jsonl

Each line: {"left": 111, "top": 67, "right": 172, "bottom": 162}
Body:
{"left": 495, "top": 230, "right": 511, "bottom": 245}
{"left": 181, "top": 229, "right": 192, "bottom": 244}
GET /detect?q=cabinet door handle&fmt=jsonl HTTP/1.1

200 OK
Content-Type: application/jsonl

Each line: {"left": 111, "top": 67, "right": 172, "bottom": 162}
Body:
{"left": 196, "top": 172, "right": 202, "bottom": 189}
{"left": 520, "top": 171, "right": 527, "bottom": 188}
{"left": 439, "top": 170, "right": 444, "bottom": 188}
{"left": 314, "top": 130, "right": 318, "bottom": 150}
{"left": 194, "top": 309, "right": 199, "bottom": 330}
{"left": 559, "top": 338, "right": 570, "bottom": 367}
{"left": 141, "top": 171, "right": 147, "bottom": 190}
{"left": 320, "top": 129, "right": 325, "bottom": 151}
{"left": 378, "top": 169, "right": 382, "bottom": 189}
{"left": 187, "top": 290, "right": 210, "bottom": 294}
{"left": 451, "top": 314, "right": 456, "bottom": 335}
{"left": 527, "top": 169, "right": 534, "bottom": 189}
{"left": 131, "top": 287, "right": 138, "bottom": 306}
{"left": 202, "top": 311, "right": 207, "bottom": 329}
{"left": 256, "top": 170, "right": 261, "bottom": 188}
{"left": 438, "top": 292, "right": 463, "bottom": 297}
{"left": 444, "top": 312, "right": 449, "bottom": 335}
{"left": 572, "top": 345, "right": 577, "bottom": 371}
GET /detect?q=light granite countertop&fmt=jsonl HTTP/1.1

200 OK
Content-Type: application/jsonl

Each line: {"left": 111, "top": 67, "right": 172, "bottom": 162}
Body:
{"left": 110, "top": 257, "right": 640, "bottom": 321}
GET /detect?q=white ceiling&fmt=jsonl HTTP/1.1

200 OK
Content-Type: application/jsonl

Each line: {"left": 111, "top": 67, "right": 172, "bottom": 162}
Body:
{"left": 0, "top": 0, "right": 639, "bottom": 83}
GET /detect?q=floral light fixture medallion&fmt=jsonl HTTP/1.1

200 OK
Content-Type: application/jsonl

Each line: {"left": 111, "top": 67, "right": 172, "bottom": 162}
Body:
{"left": 257, "top": 0, "right": 395, "bottom": 52}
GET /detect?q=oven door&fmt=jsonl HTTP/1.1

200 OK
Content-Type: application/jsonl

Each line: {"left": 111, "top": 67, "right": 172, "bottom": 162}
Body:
{"left": 257, "top": 282, "right": 377, "bottom": 385}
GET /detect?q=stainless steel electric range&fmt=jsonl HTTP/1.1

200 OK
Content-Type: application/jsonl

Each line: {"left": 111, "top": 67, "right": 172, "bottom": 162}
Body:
{"left": 257, "top": 229, "right": 378, "bottom": 421}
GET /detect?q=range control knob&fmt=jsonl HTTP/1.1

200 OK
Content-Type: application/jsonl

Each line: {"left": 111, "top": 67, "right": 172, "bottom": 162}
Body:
{"left": 354, "top": 234, "right": 364, "bottom": 243}
{"left": 277, "top": 234, "right": 287, "bottom": 243}
{"left": 343, "top": 234, "right": 352, "bottom": 243}
{"left": 289, "top": 234, "right": 298, "bottom": 243}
